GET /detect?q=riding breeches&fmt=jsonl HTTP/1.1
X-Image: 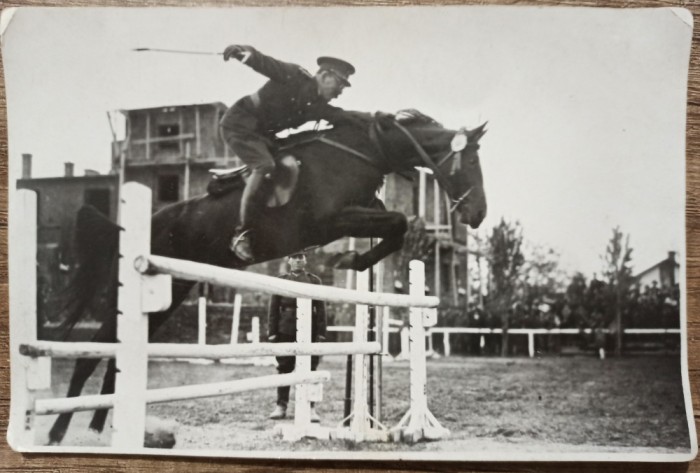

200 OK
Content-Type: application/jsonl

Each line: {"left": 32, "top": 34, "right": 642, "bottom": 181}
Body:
{"left": 220, "top": 109, "right": 276, "bottom": 175}
{"left": 220, "top": 119, "right": 276, "bottom": 231}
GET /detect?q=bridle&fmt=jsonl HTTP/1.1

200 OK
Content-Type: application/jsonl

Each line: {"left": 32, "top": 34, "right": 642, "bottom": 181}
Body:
{"left": 388, "top": 119, "right": 479, "bottom": 213}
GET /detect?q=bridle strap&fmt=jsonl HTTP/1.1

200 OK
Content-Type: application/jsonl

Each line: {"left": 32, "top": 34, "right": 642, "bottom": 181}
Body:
{"left": 392, "top": 120, "right": 456, "bottom": 199}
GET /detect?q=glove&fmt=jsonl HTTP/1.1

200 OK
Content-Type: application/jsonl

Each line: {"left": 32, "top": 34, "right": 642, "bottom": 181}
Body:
{"left": 223, "top": 45, "right": 253, "bottom": 62}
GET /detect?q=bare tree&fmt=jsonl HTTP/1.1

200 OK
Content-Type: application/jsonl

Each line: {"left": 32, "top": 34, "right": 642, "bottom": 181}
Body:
{"left": 485, "top": 218, "right": 525, "bottom": 356}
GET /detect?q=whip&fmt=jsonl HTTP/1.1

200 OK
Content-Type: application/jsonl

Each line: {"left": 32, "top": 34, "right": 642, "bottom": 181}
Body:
{"left": 132, "top": 48, "right": 222, "bottom": 56}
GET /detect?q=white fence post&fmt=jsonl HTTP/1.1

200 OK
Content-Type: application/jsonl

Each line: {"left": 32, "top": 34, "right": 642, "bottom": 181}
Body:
{"left": 443, "top": 332, "right": 451, "bottom": 357}
{"left": 293, "top": 298, "right": 313, "bottom": 428}
{"left": 230, "top": 292, "right": 242, "bottom": 344}
{"left": 112, "top": 182, "right": 172, "bottom": 450}
{"left": 8, "top": 189, "right": 46, "bottom": 450}
{"left": 351, "top": 270, "right": 371, "bottom": 437}
{"left": 393, "top": 260, "right": 449, "bottom": 442}
{"left": 197, "top": 283, "right": 207, "bottom": 345}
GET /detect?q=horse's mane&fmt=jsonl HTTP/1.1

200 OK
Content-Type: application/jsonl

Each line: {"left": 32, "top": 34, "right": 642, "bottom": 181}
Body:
{"left": 276, "top": 108, "right": 443, "bottom": 149}
{"left": 394, "top": 109, "right": 443, "bottom": 127}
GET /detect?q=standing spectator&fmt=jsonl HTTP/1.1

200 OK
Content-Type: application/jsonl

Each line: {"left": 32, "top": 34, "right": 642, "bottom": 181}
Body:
{"left": 267, "top": 252, "right": 327, "bottom": 422}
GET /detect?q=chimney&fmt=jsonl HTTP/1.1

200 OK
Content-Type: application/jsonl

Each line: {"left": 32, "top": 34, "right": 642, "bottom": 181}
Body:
{"left": 22, "top": 153, "right": 32, "bottom": 179}
{"left": 668, "top": 251, "right": 676, "bottom": 263}
{"left": 64, "top": 162, "right": 74, "bottom": 177}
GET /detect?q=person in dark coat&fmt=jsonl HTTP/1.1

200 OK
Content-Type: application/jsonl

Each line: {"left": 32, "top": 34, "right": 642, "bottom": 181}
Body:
{"left": 267, "top": 252, "right": 327, "bottom": 421}
{"left": 220, "top": 45, "right": 370, "bottom": 262}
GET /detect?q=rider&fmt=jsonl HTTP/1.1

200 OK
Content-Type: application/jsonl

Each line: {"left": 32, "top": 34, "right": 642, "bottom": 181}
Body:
{"left": 220, "top": 45, "right": 370, "bottom": 262}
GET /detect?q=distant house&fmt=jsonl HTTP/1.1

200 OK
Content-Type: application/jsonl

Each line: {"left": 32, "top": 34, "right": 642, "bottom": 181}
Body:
{"left": 634, "top": 251, "right": 680, "bottom": 289}
{"left": 111, "top": 102, "right": 240, "bottom": 211}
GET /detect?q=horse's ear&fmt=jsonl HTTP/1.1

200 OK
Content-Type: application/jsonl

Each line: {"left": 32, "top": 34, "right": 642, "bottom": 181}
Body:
{"left": 469, "top": 121, "right": 488, "bottom": 142}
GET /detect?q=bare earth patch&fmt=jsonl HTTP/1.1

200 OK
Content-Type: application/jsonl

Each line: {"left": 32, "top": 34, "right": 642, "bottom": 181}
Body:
{"left": 33, "top": 355, "right": 691, "bottom": 456}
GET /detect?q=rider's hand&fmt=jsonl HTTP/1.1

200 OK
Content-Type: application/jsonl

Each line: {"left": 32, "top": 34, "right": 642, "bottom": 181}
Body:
{"left": 223, "top": 45, "right": 253, "bottom": 62}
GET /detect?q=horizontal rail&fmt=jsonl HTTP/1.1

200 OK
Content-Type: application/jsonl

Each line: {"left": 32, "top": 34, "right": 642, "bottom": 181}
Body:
{"left": 35, "top": 371, "right": 330, "bottom": 415}
{"left": 20, "top": 341, "right": 381, "bottom": 359}
{"left": 427, "top": 327, "right": 681, "bottom": 335}
{"left": 139, "top": 255, "right": 439, "bottom": 309}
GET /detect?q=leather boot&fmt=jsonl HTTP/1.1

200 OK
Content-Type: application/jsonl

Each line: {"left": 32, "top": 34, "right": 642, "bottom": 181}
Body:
{"left": 231, "top": 171, "right": 269, "bottom": 261}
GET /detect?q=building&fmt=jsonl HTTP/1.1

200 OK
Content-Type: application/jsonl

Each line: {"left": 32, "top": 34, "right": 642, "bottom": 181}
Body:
{"left": 635, "top": 251, "right": 680, "bottom": 289}
{"left": 111, "top": 103, "right": 240, "bottom": 211}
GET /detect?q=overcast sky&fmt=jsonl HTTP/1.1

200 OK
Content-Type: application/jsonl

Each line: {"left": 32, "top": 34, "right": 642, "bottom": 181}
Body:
{"left": 1, "top": 6, "right": 693, "bottom": 279}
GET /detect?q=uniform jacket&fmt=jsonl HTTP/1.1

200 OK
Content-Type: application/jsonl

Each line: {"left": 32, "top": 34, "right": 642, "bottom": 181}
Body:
{"left": 268, "top": 271, "right": 328, "bottom": 340}
{"left": 220, "top": 47, "right": 349, "bottom": 137}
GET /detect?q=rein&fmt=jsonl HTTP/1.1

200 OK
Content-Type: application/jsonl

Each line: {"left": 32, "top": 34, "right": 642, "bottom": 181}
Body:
{"left": 390, "top": 120, "right": 477, "bottom": 212}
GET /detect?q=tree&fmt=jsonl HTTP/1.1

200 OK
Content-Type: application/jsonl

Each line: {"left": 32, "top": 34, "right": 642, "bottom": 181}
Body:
{"left": 522, "top": 244, "right": 567, "bottom": 326}
{"left": 485, "top": 218, "right": 525, "bottom": 356}
{"left": 601, "top": 226, "right": 634, "bottom": 356}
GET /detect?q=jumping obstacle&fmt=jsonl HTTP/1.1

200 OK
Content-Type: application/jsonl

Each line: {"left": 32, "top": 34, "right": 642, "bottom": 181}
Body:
{"left": 11, "top": 182, "right": 448, "bottom": 451}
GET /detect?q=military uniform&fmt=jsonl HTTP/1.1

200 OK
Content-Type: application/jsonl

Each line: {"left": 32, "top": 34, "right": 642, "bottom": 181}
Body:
{"left": 220, "top": 47, "right": 357, "bottom": 173}
{"left": 220, "top": 46, "right": 361, "bottom": 261}
{"left": 268, "top": 270, "right": 327, "bottom": 408}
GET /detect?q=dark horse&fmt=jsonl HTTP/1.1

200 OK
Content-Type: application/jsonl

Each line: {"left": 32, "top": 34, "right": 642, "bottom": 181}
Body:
{"left": 48, "top": 110, "right": 487, "bottom": 445}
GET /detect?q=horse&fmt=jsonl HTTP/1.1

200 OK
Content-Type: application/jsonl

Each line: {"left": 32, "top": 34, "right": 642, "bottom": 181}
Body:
{"left": 47, "top": 109, "right": 487, "bottom": 445}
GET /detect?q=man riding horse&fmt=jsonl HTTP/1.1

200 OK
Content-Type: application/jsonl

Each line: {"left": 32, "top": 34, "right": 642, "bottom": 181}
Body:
{"left": 220, "top": 45, "right": 372, "bottom": 262}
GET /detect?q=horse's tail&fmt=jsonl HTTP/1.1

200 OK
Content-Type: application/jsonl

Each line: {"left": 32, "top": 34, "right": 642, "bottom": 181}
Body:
{"left": 56, "top": 206, "right": 121, "bottom": 340}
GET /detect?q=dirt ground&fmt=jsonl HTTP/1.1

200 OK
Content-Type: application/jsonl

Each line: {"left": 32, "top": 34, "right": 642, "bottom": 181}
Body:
{"left": 32, "top": 355, "right": 692, "bottom": 456}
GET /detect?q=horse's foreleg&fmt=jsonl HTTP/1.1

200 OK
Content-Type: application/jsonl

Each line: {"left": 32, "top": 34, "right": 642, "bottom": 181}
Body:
{"left": 85, "top": 280, "right": 195, "bottom": 435}
{"left": 327, "top": 206, "right": 408, "bottom": 271}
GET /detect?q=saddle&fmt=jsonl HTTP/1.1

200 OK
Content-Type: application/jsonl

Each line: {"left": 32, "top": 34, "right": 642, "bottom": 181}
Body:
{"left": 208, "top": 154, "right": 300, "bottom": 207}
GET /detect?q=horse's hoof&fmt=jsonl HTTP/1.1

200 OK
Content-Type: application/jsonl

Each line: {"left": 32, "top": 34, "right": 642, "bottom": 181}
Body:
{"left": 329, "top": 251, "right": 358, "bottom": 270}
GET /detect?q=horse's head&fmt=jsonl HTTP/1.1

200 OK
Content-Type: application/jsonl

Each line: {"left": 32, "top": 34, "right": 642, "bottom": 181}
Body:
{"left": 377, "top": 109, "right": 487, "bottom": 229}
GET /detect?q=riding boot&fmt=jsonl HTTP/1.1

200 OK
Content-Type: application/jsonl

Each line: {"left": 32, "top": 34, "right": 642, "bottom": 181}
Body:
{"left": 231, "top": 170, "right": 270, "bottom": 261}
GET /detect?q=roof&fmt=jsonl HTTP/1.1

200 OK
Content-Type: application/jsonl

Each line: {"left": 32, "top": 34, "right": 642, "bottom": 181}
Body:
{"left": 119, "top": 102, "right": 227, "bottom": 114}
{"left": 634, "top": 255, "right": 680, "bottom": 280}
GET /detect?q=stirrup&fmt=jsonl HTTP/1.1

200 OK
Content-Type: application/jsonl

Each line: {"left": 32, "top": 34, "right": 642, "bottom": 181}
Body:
{"left": 230, "top": 229, "right": 254, "bottom": 262}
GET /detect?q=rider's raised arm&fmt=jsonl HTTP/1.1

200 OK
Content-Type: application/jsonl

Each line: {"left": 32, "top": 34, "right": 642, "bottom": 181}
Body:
{"left": 223, "top": 45, "right": 309, "bottom": 83}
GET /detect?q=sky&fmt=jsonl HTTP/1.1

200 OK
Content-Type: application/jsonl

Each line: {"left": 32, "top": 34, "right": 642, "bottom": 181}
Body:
{"left": 1, "top": 6, "right": 693, "bottom": 279}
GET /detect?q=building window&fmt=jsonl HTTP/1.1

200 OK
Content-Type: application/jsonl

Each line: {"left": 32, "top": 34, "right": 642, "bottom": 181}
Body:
{"left": 158, "top": 123, "right": 180, "bottom": 152}
{"left": 158, "top": 175, "right": 179, "bottom": 202}
{"left": 84, "top": 189, "right": 111, "bottom": 217}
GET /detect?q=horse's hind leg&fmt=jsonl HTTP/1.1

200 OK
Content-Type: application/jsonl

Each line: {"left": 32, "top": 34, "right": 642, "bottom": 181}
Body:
{"left": 86, "top": 280, "right": 195, "bottom": 436}
{"left": 47, "top": 357, "right": 104, "bottom": 445}
{"left": 87, "top": 358, "right": 116, "bottom": 433}
{"left": 48, "top": 317, "right": 116, "bottom": 445}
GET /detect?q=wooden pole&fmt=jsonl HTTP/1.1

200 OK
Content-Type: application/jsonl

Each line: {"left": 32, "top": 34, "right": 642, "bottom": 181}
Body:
{"left": 35, "top": 371, "right": 330, "bottom": 416}
{"left": 20, "top": 340, "right": 381, "bottom": 359}
{"left": 8, "top": 189, "right": 48, "bottom": 450}
{"left": 230, "top": 292, "right": 242, "bottom": 344}
{"left": 140, "top": 255, "right": 439, "bottom": 309}
{"left": 112, "top": 182, "right": 153, "bottom": 450}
